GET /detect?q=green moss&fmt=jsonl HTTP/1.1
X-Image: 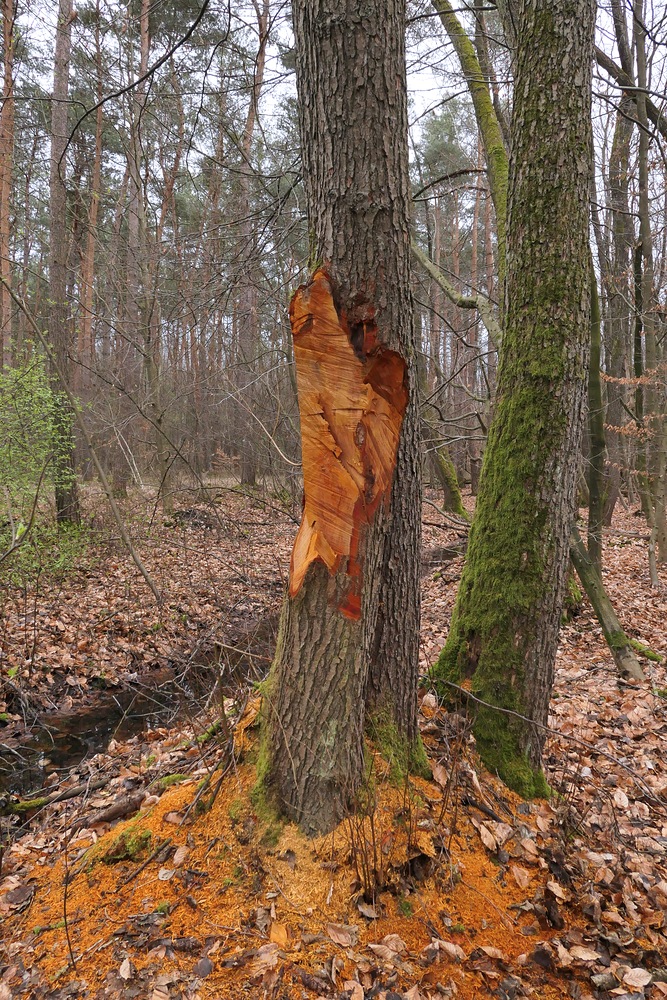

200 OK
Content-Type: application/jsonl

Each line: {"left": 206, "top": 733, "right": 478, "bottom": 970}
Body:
{"left": 630, "top": 639, "right": 662, "bottom": 662}
{"left": 366, "top": 710, "right": 431, "bottom": 784}
{"left": 473, "top": 704, "right": 549, "bottom": 799}
{"left": 100, "top": 827, "right": 152, "bottom": 865}
{"left": 228, "top": 797, "right": 244, "bottom": 822}
{"left": 259, "top": 822, "right": 282, "bottom": 848}
{"left": 155, "top": 901, "right": 170, "bottom": 915}
{"left": 398, "top": 897, "right": 414, "bottom": 917}
{"left": 152, "top": 773, "right": 189, "bottom": 793}
{"left": 432, "top": 446, "right": 470, "bottom": 521}
{"left": 562, "top": 575, "right": 583, "bottom": 620}
{"left": 5, "top": 795, "right": 50, "bottom": 815}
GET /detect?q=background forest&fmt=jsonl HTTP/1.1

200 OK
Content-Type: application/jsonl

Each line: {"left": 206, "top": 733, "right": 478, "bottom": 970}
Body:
{"left": 1, "top": 2, "right": 667, "bottom": 999}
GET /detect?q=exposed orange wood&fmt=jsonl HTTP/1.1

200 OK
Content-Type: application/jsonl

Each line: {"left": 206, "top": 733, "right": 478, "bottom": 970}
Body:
{"left": 289, "top": 268, "right": 407, "bottom": 618}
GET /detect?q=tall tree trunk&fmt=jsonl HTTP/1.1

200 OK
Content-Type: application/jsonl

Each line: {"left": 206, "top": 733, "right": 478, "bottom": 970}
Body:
{"left": 77, "top": 0, "right": 103, "bottom": 387}
{"left": 49, "top": 0, "right": 80, "bottom": 525}
{"left": 587, "top": 268, "right": 606, "bottom": 573}
{"left": 634, "top": 0, "right": 667, "bottom": 565}
{"left": 433, "top": 0, "right": 595, "bottom": 796}
{"left": 0, "top": 0, "right": 15, "bottom": 366}
{"left": 261, "top": 0, "right": 419, "bottom": 834}
{"left": 236, "top": 0, "right": 269, "bottom": 487}
{"left": 604, "top": 98, "right": 634, "bottom": 524}
{"left": 432, "top": 0, "right": 508, "bottom": 289}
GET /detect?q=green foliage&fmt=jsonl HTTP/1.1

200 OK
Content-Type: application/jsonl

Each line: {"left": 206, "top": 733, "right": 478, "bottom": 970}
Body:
{"left": 2, "top": 520, "right": 90, "bottom": 586}
{"left": 0, "top": 354, "right": 55, "bottom": 521}
{"left": 0, "top": 353, "right": 87, "bottom": 582}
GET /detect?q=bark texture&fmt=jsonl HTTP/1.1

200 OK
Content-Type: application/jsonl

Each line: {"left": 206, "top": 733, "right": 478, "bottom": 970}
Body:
{"left": 261, "top": 0, "right": 419, "bottom": 834}
{"left": 49, "top": 0, "right": 80, "bottom": 525}
{"left": 570, "top": 526, "right": 644, "bottom": 681}
{"left": 433, "top": 0, "right": 595, "bottom": 795}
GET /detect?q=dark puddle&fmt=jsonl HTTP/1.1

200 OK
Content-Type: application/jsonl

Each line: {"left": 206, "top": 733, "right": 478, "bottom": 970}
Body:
{"left": 0, "top": 668, "right": 190, "bottom": 797}
{"left": 0, "top": 613, "right": 278, "bottom": 798}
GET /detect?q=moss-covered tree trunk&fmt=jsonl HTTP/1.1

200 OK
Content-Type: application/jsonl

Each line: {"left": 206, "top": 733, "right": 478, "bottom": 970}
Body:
{"left": 260, "top": 0, "right": 419, "bottom": 835}
{"left": 433, "top": 0, "right": 595, "bottom": 795}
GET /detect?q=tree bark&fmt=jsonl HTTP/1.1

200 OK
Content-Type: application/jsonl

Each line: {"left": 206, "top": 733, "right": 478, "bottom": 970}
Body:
{"left": 0, "top": 0, "right": 15, "bottom": 366}
{"left": 587, "top": 268, "right": 606, "bottom": 573}
{"left": 261, "top": 0, "right": 419, "bottom": 834}
{"left": 236, "top": 0, "right": 269, "bottom": 487}
{"left": 432, "top": 0, "right": 508, "bottom": 288}
{"left": 49, "top": 0, "right": 80, "bottom": 525}
{"left": 77, "top": 0, "right": 103, "bottom": 387}
{"left": 433, "top": 0, "right": 595, "bottom": 796}
{"left": 570, "top": 526, "right": 644, "bottom": 681}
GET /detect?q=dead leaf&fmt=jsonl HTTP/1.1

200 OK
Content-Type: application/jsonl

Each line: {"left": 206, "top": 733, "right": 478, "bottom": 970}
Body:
{"left": 404, "top": 986, "right": 422, "bottom": 1000}
{"left": 158, "top": 867, "right": 175, "bottom": 881}
{"left": 555, "top": 942, "right": 573, "bottom": 967}
{"left": 250, "top": 942, "right": 279, "bottom": 977}
{"left": 193, "top": 957, "right": 213, "bottom": 978}
{"left": 569, "top": 946, "right": 601, "bottom": 962}
{"left": 432, "top": 762, "right": 448, "bottom": 787}
{"left": 546, "top": 880, "right": 568, "bottom": 901}
{"left": 511, "top": 865, "right": 531, "bottom": 889}
{"left": 614, "top": 788, "right": 630, "bottom": 810}
{"left": 368, "top": 944, "right": 398, "bottom": 963}
{"left": 357, "top": 901, "right": 377, "bottom": 919}
{"left": 381, "top": 933, "right": 406, "bottom": 954}
{"left": 343, "top": 981, "right": 364, "bottom": 1000}
{"left": 119, "top": 957, "right": 134, "bottom": 981}
{"left": 479, "top": 945, "right": 507, "bottom": 961}
{"left": 269, "top": 922, "right": 289, "bottom": 948}
{"left": 326, "top": 922, "right": 359, "bottom": 947}
{"left": 622, "top": 967, "right": 652, "bottom": 988}
{"left": 173, "top": 845, "right": 190, "bottom": 867}
{"left": 436, "top": 939, "right": 467, "bottom": 962}
{"left": 479, "top": 824, "right": 497, "bottom": 852}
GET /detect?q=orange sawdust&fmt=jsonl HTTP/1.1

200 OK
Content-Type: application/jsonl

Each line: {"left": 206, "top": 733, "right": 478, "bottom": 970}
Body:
{"left": 2, "top": 742, "right": 582, "bottom": 1000}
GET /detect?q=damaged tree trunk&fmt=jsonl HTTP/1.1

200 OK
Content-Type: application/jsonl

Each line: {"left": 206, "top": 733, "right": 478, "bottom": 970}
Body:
{"left": 260, "top": 0, "right": 419, "bottom": 834}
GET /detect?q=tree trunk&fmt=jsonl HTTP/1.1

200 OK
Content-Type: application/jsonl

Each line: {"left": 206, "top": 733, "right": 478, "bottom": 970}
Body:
{"left": 77, "top": 0, "right": 103, "bottom": 388}
{"left": 49, "top": 0, "right": 80, "bottom": 526}
{"left": 587, "top": 268, "right": 606, "bottom": 573}
{"left": 603, "top": 97, "right": 634, "bottom": 524}
{"left": 0, "top": 0, "right": 15, "bottom": 367}
{"left": 261, "top": 0, "right": 419, "bottom": 834}
{"left": 433, "top": 0, "right": 595, "bottom": 796}
{"left": 432, "top": 0, "right": 508, "bottom": 289}
{"left": 570, "top": 526, "right": 644, "bottom": 681}
{"left": 236, "top": 0, "right": 269, "bottom": 488}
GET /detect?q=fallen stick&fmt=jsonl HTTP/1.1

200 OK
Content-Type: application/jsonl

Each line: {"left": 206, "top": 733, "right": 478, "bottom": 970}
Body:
{"left": 2, "top": 778, "right": 108, "bottom": 816}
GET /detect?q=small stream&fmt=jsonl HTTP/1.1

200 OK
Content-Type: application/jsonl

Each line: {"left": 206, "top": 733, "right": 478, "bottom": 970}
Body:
{"left": 0, "top": 615, "right": 278, "bottom": 799}
{"left": 0, "top": 669, "right": 193, "bottom": 797}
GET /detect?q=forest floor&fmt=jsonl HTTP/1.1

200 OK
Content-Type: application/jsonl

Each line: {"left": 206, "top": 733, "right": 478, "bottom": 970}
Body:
{"left": 1, "top": 484, "right": 667, "bottom": 1000}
